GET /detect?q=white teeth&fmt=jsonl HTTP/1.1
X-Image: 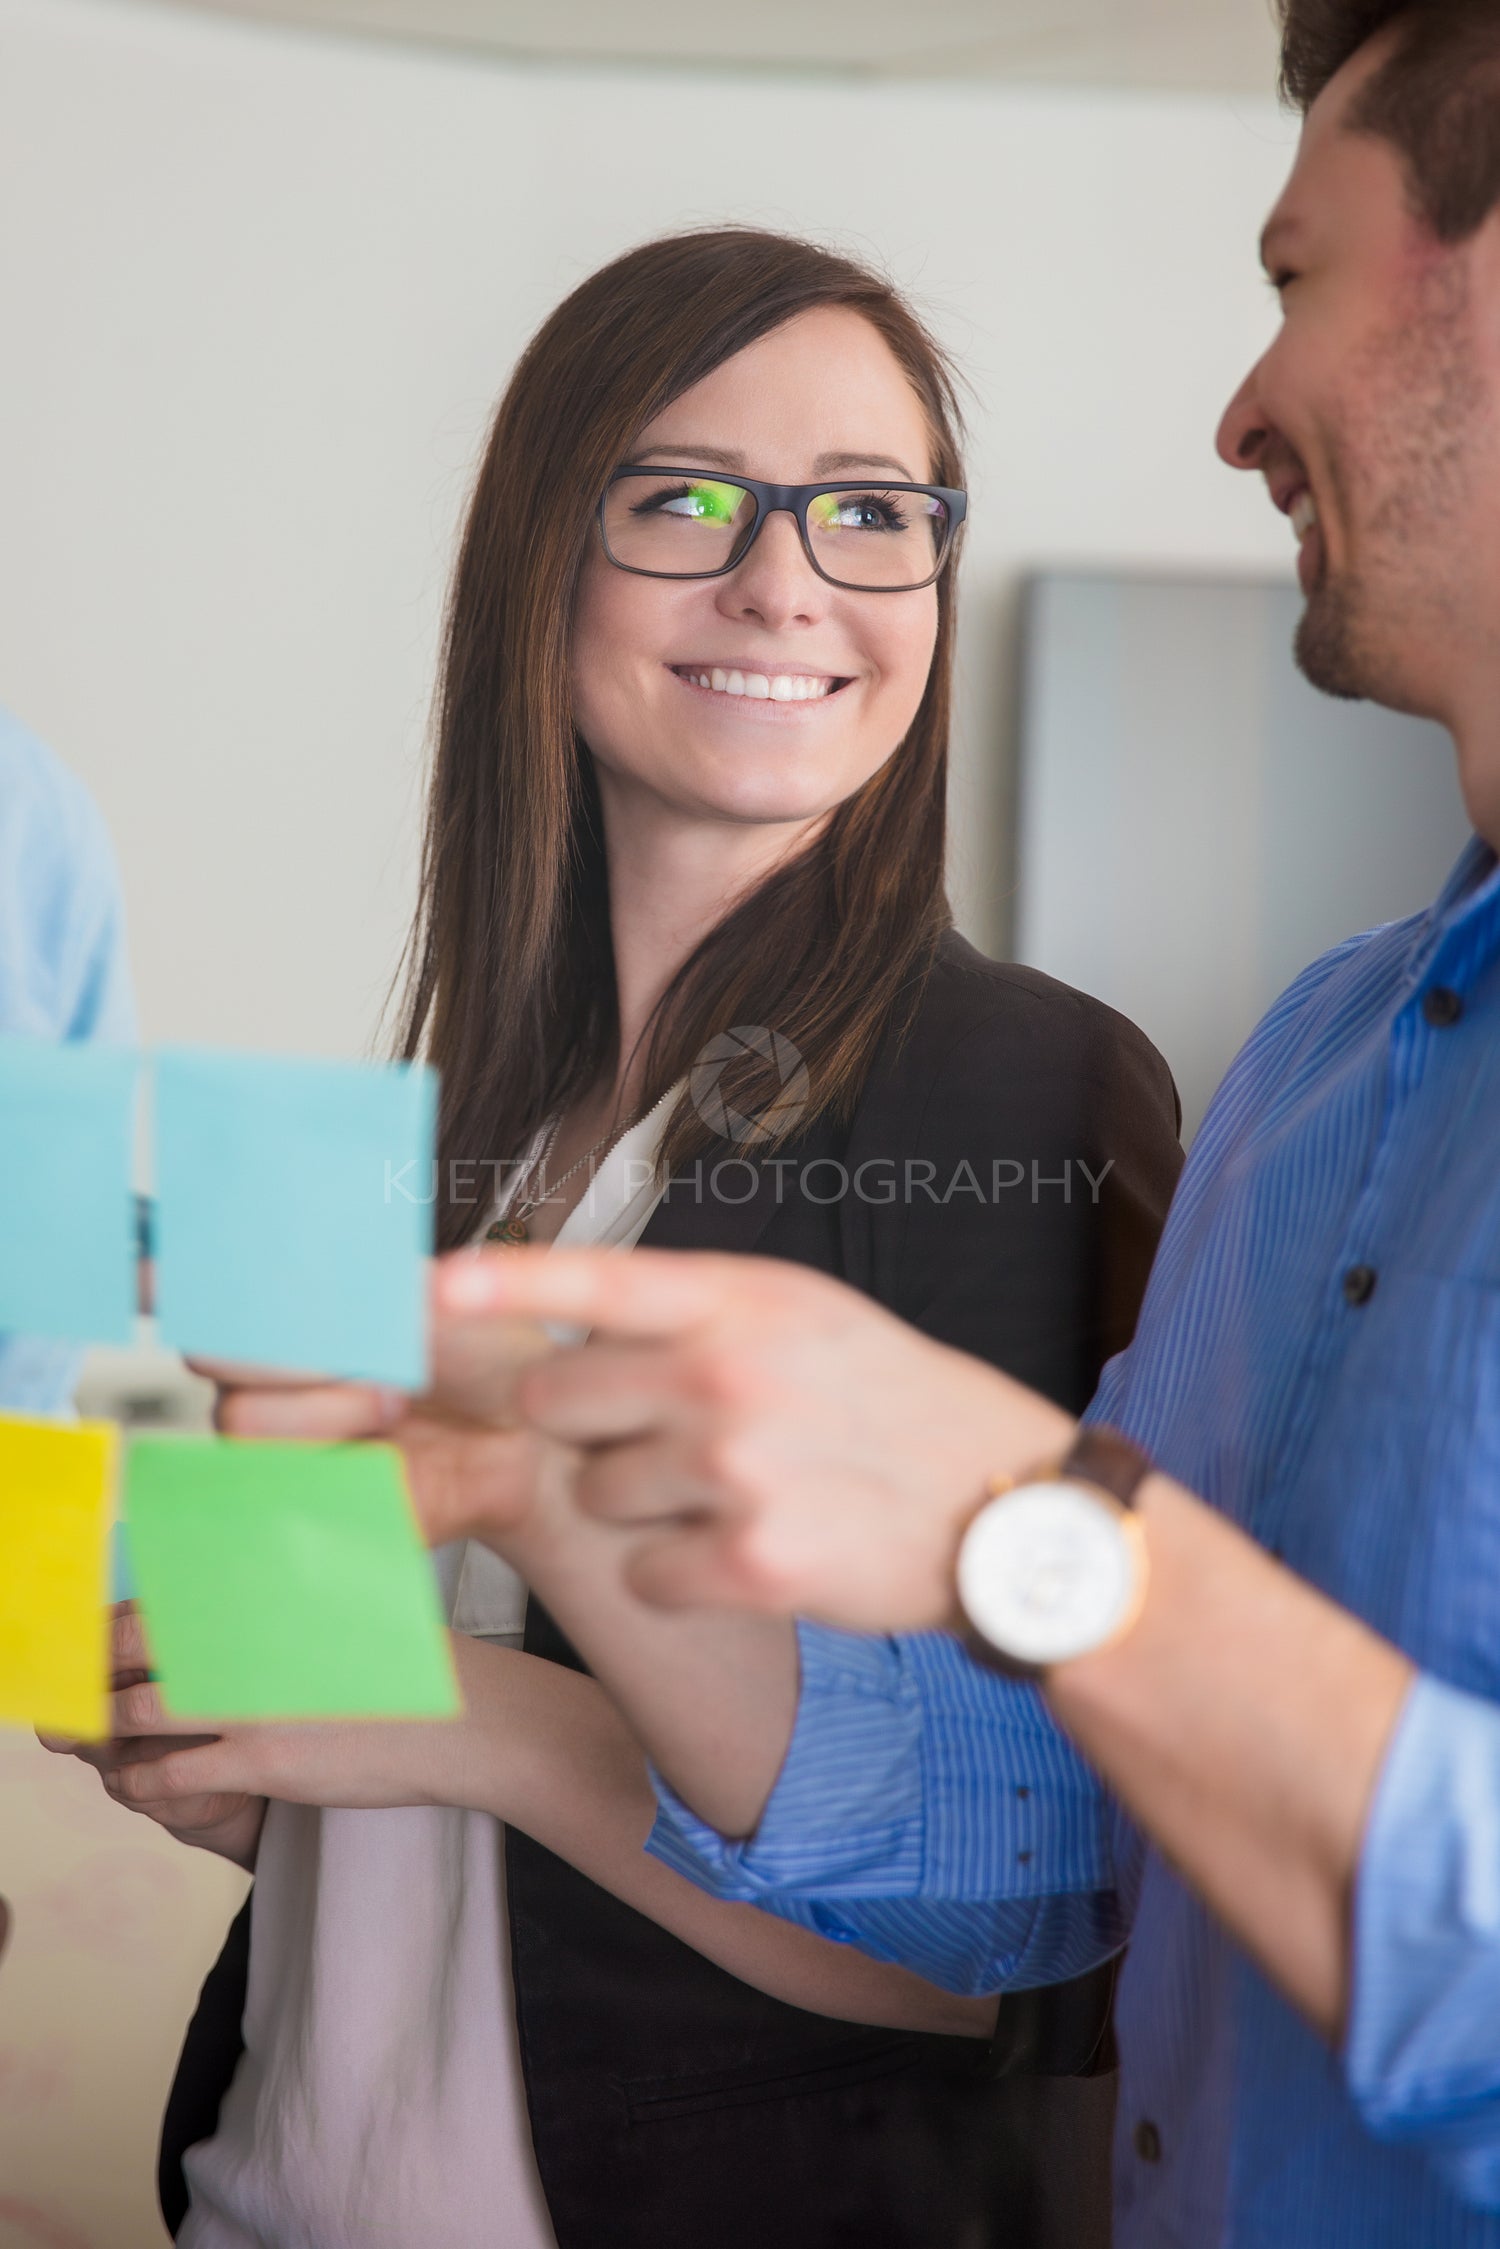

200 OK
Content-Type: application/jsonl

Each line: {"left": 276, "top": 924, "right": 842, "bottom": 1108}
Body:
{"left": 1290, "top": 491, "right": 1319, "bottom": 543}
{"left": 678, "top": 667, "right": 837, "bottom": 701}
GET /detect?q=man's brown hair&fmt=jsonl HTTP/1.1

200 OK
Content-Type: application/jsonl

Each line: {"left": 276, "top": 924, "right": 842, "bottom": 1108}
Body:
{"left": 1279, "top": 0, "right": 1500, "bottom": 240}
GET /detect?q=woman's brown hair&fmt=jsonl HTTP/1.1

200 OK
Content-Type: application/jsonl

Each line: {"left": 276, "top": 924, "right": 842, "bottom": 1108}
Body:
{"left": 399, "top": 227, "right": 964, "bottom": 1249}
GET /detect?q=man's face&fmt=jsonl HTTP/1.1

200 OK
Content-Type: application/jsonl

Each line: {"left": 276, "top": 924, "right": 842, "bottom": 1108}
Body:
{"left": 1217, "top": 33, "right": 1500, "bottom": 727}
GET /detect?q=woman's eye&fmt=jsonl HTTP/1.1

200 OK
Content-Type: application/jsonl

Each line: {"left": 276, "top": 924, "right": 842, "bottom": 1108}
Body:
{"left": 635, "top": 481, "right": 741, "bottom": 524}
{"left": 819, "top": 494, "right": 907, "bottom": 533}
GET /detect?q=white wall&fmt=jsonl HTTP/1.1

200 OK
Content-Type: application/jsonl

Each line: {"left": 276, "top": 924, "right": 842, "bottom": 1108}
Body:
{"left": 0, "top": 0, "right": 1299, "bottom": 1065}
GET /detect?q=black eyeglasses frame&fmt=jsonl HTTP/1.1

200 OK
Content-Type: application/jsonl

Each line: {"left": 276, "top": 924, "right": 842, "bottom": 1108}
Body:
{"left": 598, "top": 466, "right": 968, "bottom": 594}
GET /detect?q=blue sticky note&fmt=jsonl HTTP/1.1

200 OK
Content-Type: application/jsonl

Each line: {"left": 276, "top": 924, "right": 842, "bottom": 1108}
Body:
{"left": 0, "top": 1038, "right": 138, "bottom": 1346}
{"left": 153, "top": 1049, "right": 436, "bottom": 1387}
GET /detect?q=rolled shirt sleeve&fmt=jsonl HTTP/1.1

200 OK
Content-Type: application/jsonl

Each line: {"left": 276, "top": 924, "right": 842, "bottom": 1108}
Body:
{"left": 1348, "top": 1671, "right": 1500, "bottom": 2210}
{"left": 647, "top": 1621, "right": 1122, "bottom": 1995}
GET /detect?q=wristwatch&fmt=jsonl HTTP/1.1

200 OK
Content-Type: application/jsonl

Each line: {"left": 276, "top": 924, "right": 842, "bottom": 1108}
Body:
{"left": 956, "top": 1425, "right": 1152, "bottom": 1677}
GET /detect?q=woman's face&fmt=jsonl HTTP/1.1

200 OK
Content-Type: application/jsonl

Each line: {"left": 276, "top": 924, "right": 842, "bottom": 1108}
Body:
{"left": 570, "top": 306, "right": 943, "bottom": 834}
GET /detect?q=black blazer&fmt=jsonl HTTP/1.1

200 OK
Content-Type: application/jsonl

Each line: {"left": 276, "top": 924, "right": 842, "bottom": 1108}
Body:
{"left": 160, "top": 933, "right": 1183, "bottom": 2249}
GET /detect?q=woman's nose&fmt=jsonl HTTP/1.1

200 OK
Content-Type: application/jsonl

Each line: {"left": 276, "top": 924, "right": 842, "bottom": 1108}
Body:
{"left": 718, "top": 508, "right": 827, "bottom": 627}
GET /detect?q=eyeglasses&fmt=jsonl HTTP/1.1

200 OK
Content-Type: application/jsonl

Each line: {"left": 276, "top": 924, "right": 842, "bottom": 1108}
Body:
{"left": 599, "top": 468, "right": 967, "bottom": 594}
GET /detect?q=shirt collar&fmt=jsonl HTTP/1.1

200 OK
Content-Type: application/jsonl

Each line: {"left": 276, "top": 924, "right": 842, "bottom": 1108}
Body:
{"left": 1406, "top": 833, "right": 1500, "bottom": 985}
{"left": 1428, "top": 833, "right": 1498, "bottom": 927}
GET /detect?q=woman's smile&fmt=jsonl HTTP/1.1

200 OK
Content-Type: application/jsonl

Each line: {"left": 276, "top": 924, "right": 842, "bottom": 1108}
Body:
{"left": 666, "top": 660, "right": 853, "bottom": 712}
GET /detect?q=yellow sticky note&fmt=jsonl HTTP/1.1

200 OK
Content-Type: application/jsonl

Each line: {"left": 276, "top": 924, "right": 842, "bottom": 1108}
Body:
{"left": 0, "top": 1414, "right": 113, "bottom": 1739}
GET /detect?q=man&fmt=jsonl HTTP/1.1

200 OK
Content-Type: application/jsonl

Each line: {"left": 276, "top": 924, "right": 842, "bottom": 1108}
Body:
{"left": 411, "top": 5, "right": 1500, "bottom": 2241}
{"left": 189, "top": 3, "right": 1500, "bottom": 2240}
{"left": 0, "top": 707, "right": 135, "bottom": 1408}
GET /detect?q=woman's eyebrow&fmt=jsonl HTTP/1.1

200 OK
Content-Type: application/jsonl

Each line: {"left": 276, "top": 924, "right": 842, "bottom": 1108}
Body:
{"left": 632, "top": 442, "right": 747, "bottom": 469}
{"left": 630, "top": 444, "right": 921, "bottom": 481}
{"left": 813, "top": 451, "right": 918, "bottom": 480}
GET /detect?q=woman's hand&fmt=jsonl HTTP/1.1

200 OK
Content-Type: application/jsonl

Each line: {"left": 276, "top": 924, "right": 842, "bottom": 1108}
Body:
{"left": 41, "top": 1607, "right": 482, "bottom": 1868}
{"left": 40, "top": 1606, "right": 267, "bottom": 1869}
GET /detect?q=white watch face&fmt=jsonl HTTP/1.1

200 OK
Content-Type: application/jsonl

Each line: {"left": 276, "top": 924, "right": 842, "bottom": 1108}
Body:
{"left": 958, "top": 1479, "right": 1140, "bottom": 1667}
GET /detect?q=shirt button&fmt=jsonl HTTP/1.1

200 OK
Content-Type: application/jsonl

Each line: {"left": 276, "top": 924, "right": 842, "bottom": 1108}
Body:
{"left": 1343, "top": 1264, "right": 1378, "bottom": 1307}
{"left": 1134, "top": 2120, "right": 1163, "bottom": 2164}
{"left": 1422, "top": 986, "right": 1464, "bottom": 1027}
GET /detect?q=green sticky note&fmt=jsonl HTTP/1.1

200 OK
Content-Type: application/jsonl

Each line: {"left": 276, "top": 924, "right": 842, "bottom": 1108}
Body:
{"left": 124, "top": 1435, "right": 459, "bottom": 1721}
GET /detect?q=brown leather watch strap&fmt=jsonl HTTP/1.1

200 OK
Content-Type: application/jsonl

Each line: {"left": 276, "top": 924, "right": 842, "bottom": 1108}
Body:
{"left": 1059, "top": 1425, "right": 1153, "bottom": 1510}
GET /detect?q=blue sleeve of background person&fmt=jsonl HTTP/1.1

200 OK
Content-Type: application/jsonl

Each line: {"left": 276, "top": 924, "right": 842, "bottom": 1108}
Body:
{"left": 0, "top": 710, "right": 138, "bottom": 1412}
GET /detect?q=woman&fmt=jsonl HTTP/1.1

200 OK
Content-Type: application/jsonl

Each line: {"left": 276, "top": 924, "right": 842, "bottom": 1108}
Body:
{"left": 77, "top": 229, "right": 1181, "bottom": 2247}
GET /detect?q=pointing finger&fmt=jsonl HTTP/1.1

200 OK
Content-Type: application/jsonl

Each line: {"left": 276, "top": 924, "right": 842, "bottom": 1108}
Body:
{"left": 435, "top": 1246, "right": 731, "bottom": 1338}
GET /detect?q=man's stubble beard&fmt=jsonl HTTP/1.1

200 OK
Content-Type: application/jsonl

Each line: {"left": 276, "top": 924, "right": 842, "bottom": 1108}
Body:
{"left": 1295, "top": 261, "right": 1484, "bottom": 711}
{"left": 1295, "top": 568, "right": 1374, "bottom": 704}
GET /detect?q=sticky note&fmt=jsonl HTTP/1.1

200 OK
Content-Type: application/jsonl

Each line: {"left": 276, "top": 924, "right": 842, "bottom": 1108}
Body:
{"left": 0, "top": 1037, "right": 138, "bottom": 1346}
{"left": 125, "top": 1434, "right": 459, "bottom": 1720}
{"left": 152, "top": 1049, "right": 436, "bottom": 1387}
{"left": 0, "top": 1414, "right": 113, "bottom": 1738}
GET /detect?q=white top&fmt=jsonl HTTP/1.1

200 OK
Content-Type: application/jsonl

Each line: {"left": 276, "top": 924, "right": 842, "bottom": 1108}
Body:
{"left": 179, "top": 1090, "right": 679, "bottom": 2249}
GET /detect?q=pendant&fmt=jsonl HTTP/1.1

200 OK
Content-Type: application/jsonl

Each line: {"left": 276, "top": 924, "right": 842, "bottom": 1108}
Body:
{"left": 485, "top": 1212, "right": 531, "bottom": 1247}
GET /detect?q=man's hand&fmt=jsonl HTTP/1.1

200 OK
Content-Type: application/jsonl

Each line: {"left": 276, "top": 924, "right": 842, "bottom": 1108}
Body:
{"left": 435, "top": 1247, "right": 1075, "bottom": 1633}
{"left": 206, "top": 1286, "right": 562, "bottom": 1553}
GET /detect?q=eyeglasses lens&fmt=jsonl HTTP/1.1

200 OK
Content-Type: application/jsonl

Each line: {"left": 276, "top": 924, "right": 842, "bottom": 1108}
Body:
{"left": 603, "top": 477, "right": 758, "bottom": 577}
{"left": 603, "top": 476, "right": 951, "bottom": 589}
{"left": 805, "top": 488, "right": 950, "bottom": 589}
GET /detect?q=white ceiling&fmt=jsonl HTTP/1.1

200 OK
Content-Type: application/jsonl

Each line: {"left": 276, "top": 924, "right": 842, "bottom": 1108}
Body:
{"left": 167, "top": 0, "right": 1285, "bottom": 94}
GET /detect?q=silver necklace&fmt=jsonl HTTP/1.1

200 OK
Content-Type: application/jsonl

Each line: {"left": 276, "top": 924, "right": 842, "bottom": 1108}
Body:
{"left": 485, "top": 1104, "right": 648, "bottom": 1247}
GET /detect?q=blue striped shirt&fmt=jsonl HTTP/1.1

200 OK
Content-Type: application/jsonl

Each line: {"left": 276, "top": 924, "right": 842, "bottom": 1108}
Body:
{"left": 0, "top": 710, "right": 136, "bottom": 1411}
{"left": 649, "top": 834, "right": 1500, "bottom": 2243}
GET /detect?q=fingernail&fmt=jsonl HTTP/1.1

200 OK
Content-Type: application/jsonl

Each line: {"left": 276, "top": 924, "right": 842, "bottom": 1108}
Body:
{"left": 439, "top": 1260, "right": 496, "bottom": 1312}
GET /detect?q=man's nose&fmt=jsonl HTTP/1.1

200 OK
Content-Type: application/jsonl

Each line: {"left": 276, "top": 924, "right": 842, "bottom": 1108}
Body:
{"left": 1216, "top": 362, "right": 1272, "bottom": 473}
